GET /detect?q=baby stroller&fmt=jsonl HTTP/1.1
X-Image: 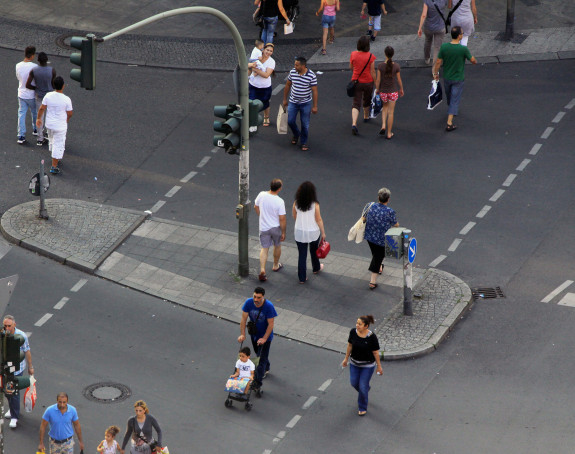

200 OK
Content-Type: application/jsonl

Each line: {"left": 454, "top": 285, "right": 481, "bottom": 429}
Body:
{"left": 224, "top": 345, "right": 262, "bottom": 411}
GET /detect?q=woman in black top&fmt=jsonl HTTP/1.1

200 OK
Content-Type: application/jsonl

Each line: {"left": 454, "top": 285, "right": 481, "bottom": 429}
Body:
{"left": 256, "top": 0, "right": 292, "bottom": 45}
{"left": 341, "top": 315, "right": 383, "bottom": 416}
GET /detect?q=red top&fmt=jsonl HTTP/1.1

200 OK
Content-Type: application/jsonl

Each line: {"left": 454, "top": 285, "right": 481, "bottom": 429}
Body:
{"left": 350, "top": 51, "right": 376, "bottom": 84}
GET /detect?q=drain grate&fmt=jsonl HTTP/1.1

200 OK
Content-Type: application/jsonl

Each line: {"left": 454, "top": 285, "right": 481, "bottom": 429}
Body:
{"left": 472, "top": 287, "right": 505, "bottom": 300}
{"left": 83, "top": 382, "right": 132, "bottom": 404}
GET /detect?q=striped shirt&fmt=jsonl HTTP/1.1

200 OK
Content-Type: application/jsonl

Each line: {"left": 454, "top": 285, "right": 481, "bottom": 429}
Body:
{"left": 287, "top": 68, "right": 317, "bottom": 104}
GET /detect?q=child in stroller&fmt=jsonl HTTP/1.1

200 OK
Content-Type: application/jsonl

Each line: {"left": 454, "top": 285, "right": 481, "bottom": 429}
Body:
{"left": 225, "top": 347, "right": 259, "bottom": 410}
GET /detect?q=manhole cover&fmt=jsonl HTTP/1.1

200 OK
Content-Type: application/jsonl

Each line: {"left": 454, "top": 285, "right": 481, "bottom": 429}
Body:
{"left": 55, "top": 33, "right": 78, "bottom": 51}
{"left": 471, "top": 287, "right": 505, "bottom": 300}
{"left": 83, "top": 382, "right": 131, "bottom": 404}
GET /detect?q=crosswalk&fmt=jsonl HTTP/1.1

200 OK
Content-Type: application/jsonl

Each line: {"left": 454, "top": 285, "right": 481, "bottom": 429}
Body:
{"left": 541, "top": 280, "right": 575, "bottom": 306}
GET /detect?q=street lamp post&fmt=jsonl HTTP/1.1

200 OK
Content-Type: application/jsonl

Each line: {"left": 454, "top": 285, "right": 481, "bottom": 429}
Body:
{"left": 100, "top": 7, "right": 251, "bottom": 276}
{"left": 505, "top": 0, "right": 515, "bottom": 40}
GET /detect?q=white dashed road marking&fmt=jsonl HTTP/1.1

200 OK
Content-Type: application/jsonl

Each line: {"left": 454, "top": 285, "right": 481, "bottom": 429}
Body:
{"left": 70, "top": 279, "right": 88, "bottom": 292}
{"left": 286, "top": 415, "right": 301, "bottom": 429}
{"left": 459, "top": 222, "right": 476, "bottom": 235}
{"left": 150, "top": 200, "right": 166, "bottom": 213}
{"left": 180, "top": 171, "right": 197, "bottom": 183}
{"left": 476, "top": 205, "right": 491, "bottom": 218}
{"left": 541, "top": 127, "right": 554, "bottom": 139}
{"left": 53, "top": 297, "right": 69, "bottom": 310}
{"left": 318, "top": 379, "right": 332, "bottom": 392}
{"left": 197, "top": 156, "right": 211, "bottom": 168}
{"left": 541, "top": 280, "right": 574, "bottom": 303}
{"left": 302, "top": 396, "right": 317, "bottom": 410}
{"left": 448, "top": 239, "right": 462, "bottom": 252}
{"left": 164, "top": 186, "right": 181, "bottom": 198}
{"left": 429, "top": 255, "right": 447, "bottom": 267}
{"left": 557, "top": 293, "right": 575, "bottom": 307}
{"left": 34, "top": 313, "right": 53, "bottom": 327}
{"left": 516, "top": 159, "right": 531, "bottom": 171}
{"left": 552, "top": 111, "right": 566, "bottom": 123}
{"left": 489, "top": 189, "right": 505, "bottom": 202}
{"left": 502, "top": 174, "right": 517, "bottom": 187}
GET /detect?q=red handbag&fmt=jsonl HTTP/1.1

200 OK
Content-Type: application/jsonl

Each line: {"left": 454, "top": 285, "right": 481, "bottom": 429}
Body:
{"left": 316, "top": 240, "right": 330, "bottom": 259}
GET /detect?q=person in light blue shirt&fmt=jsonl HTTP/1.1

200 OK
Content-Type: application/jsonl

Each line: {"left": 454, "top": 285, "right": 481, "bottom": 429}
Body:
{"left": 363, "top": 187, "right": 398, "bottom": 290}
{"left": 39, "top": 392, "right": 84, "bottom": 453}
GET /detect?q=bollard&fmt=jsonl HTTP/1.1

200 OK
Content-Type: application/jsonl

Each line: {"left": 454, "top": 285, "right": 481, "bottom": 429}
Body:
{"left": 402, "top": 229, "right": 413, "bottom": 316}
{"left": 38, "top": 160, "right": 49, "bottom": 220}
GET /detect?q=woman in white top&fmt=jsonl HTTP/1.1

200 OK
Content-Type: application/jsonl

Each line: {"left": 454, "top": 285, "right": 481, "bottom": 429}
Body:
{"left": 292, "top": 181, "right": 326, "bottom": 284}
{"left": 448, "top": 0, "right": 477, "bottom": 46}
{"left": 248, "top": 43, "right": 276, "bottom": 126}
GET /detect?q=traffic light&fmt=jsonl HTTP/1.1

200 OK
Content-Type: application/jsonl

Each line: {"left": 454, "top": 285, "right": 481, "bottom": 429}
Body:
{"left": 213, "top": 104, "right": 243, "bottom": 155}
{"left": 248, "top": 100, "right": 264, "bottom": 134}
{"left": 4, "top": 333, "right": 25, "bottom": 373}
{"left": 70, "top": 34, "right": 97, "bottom": 90}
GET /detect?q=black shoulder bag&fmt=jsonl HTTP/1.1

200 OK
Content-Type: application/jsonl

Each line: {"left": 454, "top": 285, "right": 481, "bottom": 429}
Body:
{"left": 346, "top": 53, "right": 372, "bottom": 97}
{"left": 444, "top": 0, "right": 464, "bottom": 33}
{"left": 247, "top": 304, "right": 264, "bottom": 336}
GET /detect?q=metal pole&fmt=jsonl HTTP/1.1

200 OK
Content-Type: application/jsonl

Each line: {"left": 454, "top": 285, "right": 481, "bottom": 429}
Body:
{"left": 39, "top": 160, "right": 49, "bottom": 220}
{"left": 101, "top": 7, "right": 251, "bottom": 276}
{"left": 504, "top": 0, "right": 515, "bottom": 40}
{"left": 403, "top": 229, "right": 413, "bottom": 316}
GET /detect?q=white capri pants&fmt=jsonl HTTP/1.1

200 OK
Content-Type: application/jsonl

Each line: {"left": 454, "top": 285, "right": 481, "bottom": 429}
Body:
{"left": 48, "top": 128, "right": 67, "bottom": 160}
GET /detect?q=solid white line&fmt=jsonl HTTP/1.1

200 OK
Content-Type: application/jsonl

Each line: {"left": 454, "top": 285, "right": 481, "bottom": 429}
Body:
{"left": 70, "top": 279, "right": 88, "bottom": 292}
{"left": 53, "top": 297, "right": 69, "bottom": 310}
{"left": 318, "top": 379, "right": 332, "bottom": 392}
{"left": 197, "top": 156, "right": 211, "bottom": 168}
{"left": 552, "top": 112, "right": 566, "bottom": 123}
{"left": 164, "top": 186, "right": 181, "bottom": 198}
{"left": 180, "top": 171, "right": 197, "bottom": 183}
{"left": 150, "top": 200, "right": 165, "bottom": 213}
{"left": 448, "top": 238, "right": 462, "bottom": 252}
{"left": 286, "top": 415, "right": 301, "bottom": 429}
{"left": 489, "top": 189, "right": 505, "bottom": 202}
{"left": 429, "top": 255, "right": 447, "bottom": 267}
{"left": 566, "top": 98, "right": 575, "bottom": 110}
{"left": 459, "top": 222, "right": 476, "bottom": 235}
{"left": 476, "top": 205, "right": 491, "bottom": 218}
{"left": 516, "top": 159, "right": 531, "bottom": 171}
{"left": 502, "top": 174, "right": 517, "bottom": 187}
{"left": 272, "top": 84, "right": 285, "bottom": 96}
{"left": 541, "top": 127, "right": 554, "bottom": 139}
{"left": 34, "top": 313, "right": 53, "bottom": 327}
{"left": 541, "top": 280, "right": 574, "bottom": 303}
{"left": 529, "top": 143, "right": 542, "bottom": 155}
{"left": 302, "top": 396, "right": 317, "bottom": 410}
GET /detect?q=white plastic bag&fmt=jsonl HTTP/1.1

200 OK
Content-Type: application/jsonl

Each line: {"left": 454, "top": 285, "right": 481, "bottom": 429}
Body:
{"left": 427, "top": 80, "right": 443, "bottom": 110}
{"left": 24, "top": 376, "right": 37, "bottom": 412}
{"left": 277, "top": 105, "right": 288, "bottom": 134}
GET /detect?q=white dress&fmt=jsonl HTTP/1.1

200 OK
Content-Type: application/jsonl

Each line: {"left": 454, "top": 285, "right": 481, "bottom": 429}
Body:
{"left": 451, "top": 0, "right": 474, "bottom": 36}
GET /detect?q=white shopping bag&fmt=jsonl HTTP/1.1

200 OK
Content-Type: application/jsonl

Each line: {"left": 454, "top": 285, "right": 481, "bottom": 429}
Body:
{"left": 277, "top": 105, "right": 288, "bottom": 134}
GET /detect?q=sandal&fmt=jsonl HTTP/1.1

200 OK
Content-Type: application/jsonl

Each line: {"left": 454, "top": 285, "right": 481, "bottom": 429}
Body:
{"left": 301, "top": 144, "right": 309, "bottom": 151}
{"left": 258, "top": 272, "right": 267, "bottom": 282}
{"left": 321, "top": 48, "right": 327, "bottom": 55}
{"left": 369, "top": 283, "right": 378, "bottom": 290}
{"left": 291, "top": 136, "right": 298, "bottom": 145}
{"left": 328, "top": 36, "right": 335, "bottom": 44}
{"left": 445, "top": 124, "right": 457, "bottom": 132}
{"left": 263, "top": 117, "right": 270, "bottom": 126}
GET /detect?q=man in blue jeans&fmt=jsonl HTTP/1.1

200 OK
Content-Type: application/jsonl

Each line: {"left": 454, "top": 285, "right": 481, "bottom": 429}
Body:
{"left": 15, "top": 46, "right": 38, "bottom": 144}
{"left": 238, "top": 287, "right": 278, "bottom": 390}
{"left": 282, "top": 56, "right": 319, "bottom": 151}
{"left": 432, "top": 26, "right": 477, "bottom": 131}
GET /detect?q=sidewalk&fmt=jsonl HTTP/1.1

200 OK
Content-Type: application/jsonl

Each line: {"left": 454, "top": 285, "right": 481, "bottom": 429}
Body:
{"left": 1, "top": 199, "right": 472, "bottom": 359}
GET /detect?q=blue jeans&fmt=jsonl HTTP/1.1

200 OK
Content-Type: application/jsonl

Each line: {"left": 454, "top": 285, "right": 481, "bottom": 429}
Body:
{"left": 18, "top": 97, "right": 37, "bottom": 137}
{"left": 349, "top": 363, "right": 375, "bottom": 412}
{"left": 444, "top": 79, "right": 465, "bottom": 116}
{"left": 250, "top": 336, "right": 271, "bottom": 387}
{"left": 261, "top": 16, "right": 278, "bottom": 44}
{"left": 7, "top": 380, "right": 21, "bottom": 419}
{"left": 296, "top": 236, "right": 321, "bottom": 283}
{"left": 288, "top": 101, "right": 312, "bottom": 146}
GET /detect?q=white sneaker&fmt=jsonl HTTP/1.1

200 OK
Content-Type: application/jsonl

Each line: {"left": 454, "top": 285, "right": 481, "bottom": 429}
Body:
{"left": 9, "top": 418, "right": 17, "bottom": 428}
{"left": 4, "top": 410, "right": 10, "bottom": 418}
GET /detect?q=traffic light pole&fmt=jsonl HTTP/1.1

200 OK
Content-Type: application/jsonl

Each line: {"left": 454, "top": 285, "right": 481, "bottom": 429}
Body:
{"left": 101, "top": 8, "right": 252, "bottom": 276}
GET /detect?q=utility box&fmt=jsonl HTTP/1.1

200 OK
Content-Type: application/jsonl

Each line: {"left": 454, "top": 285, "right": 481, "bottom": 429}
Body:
{"left": 384, "top": 227, "right": 404, "bottom": 259}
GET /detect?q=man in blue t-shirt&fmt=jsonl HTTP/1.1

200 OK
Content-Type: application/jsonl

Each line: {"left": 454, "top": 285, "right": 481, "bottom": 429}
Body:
{"left": 38, "top": 392, "right": 84, "bottom": 453}
{"left": 238, "top": 287, "right": 278, "bottom": 389}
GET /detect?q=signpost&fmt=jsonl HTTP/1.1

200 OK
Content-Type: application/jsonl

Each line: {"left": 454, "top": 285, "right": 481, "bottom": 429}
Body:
{"left": 403, "top": 230, "right": 415, "bottom": 316}
{"left": 29, "top": 160, "right": 50, "bottom": 220}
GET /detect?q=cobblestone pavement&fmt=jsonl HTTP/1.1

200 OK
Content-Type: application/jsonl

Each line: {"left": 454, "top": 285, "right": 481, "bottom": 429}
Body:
{"left": 1, "top": 199, "right": 472, "bottom": 359}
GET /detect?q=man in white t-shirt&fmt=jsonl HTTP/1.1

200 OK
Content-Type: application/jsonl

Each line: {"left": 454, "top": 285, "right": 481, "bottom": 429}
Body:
{"left": 36, "top": 76, "right": 73, "bottom": 175}
{"left": 15, "top": 46, "right": 38, "bottom": 144}
{"left": 254, "top": 179, "right": 286, "bottom": 282}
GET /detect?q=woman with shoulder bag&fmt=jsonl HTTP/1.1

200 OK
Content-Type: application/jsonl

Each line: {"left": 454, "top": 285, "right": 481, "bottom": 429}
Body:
{"left": 349, "top": 35, "right": 376, "bottom": 136}
{"left": 292, "top": 181, "right": 326, "bottom": 284}
{"left": 363, "top": 187, "right": 398, "bottom": 290}
{"left": 121, "top": 400, "right": 163, "bottom": 454}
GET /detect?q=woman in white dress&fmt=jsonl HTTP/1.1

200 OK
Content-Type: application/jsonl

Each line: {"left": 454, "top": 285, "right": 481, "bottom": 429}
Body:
{"left": 449, "top": 0, "right": 477, "bottom": 46}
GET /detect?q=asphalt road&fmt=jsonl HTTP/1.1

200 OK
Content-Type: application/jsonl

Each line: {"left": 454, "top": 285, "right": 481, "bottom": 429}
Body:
{"left": 3, "top": 48, "right": 575, "bottom": 453}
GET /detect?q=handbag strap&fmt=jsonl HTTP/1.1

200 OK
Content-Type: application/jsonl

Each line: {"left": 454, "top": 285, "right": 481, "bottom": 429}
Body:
{"left": 445, "top": 0, "right": 464, "bottom": 32}
{"left": 354, "top": 53, "right": 373, "bottom": 82}
{"left": 430, "top": 0, "right": 448, "bottom": 32}
{"left": 362, "top": 202, "right": 374, "bottom": 219}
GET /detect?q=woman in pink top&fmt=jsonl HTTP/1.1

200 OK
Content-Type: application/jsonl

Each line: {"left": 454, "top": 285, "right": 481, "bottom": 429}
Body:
{"left": 316, "top": 0, "right": 340, "bottom": 55}
{"left": 349, "top": 36, "right": 376, "bottom": 136}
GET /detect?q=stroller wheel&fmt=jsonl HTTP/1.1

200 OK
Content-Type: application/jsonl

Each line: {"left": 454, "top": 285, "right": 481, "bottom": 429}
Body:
{"left": 245, "top": 402, "right": 253, "bottom": 411}
{"left": 225, "top": 398, "right": 233, "bottom": 408}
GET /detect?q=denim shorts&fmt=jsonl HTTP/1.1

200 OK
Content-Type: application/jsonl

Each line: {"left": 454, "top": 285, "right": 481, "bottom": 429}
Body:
{"left": 322, "top": 15, "right": 336, "bottom": 28}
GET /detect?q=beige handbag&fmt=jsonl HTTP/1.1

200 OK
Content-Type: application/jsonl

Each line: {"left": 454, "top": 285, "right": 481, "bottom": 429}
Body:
{"left": 348, "top": 203, "right": 374, "bottom": 243}
{"left": 277, "top": 105, "right": 288, "bottom": 134}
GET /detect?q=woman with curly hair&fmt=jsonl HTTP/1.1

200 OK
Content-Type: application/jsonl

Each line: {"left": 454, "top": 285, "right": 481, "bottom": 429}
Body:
{"left": 292, "top": 181, "right": 326, "bottom": 284}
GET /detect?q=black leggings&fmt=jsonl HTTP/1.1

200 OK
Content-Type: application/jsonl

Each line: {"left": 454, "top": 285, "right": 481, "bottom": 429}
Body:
{"left": 367, "top": 241, "right": 385, "bottom": 274}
